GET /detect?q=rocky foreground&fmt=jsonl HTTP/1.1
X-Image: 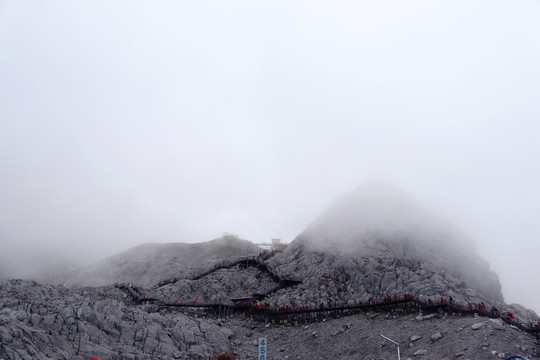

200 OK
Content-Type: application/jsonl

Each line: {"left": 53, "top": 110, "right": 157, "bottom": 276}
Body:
{"left": 1, "top": 278, "right": 539, "bottom": 360}
{"left": 0, "top": 280, "right": 232, "bottom": 360}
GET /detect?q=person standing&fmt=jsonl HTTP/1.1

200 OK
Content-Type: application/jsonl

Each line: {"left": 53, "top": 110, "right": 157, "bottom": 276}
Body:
{"left": 507, "top": 311, "right": 514, "bottom": 320}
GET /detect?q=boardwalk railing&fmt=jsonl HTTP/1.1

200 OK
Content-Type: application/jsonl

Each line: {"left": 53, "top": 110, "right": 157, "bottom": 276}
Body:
{"left": 116, "top": 283, "right": 539, "bottom": 338}
{"left": 187, "top": 253, "right": 302, "bottom": 301}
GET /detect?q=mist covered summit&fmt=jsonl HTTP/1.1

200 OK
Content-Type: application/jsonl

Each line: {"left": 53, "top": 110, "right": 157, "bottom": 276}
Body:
{"left": 302, "top": 181, "right": 470, "bottom": 249}
{"left": 270, "top": 181, "right": 504, "bottom": 305}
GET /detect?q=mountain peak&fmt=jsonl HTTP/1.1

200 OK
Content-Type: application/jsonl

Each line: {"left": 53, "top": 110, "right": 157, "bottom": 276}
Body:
{"left": 283, "top": 182, "right": 503, "bottom": 303}
{"left": 302, "top": 181, "right": 468, "bottom": 250}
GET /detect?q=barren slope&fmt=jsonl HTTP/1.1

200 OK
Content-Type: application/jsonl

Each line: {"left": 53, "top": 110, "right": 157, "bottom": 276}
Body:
{"left": 63, "top": 237, "right": 262, "bottom": 288}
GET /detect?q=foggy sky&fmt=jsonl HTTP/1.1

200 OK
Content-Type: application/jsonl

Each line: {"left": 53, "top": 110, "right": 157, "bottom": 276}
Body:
{"left": 1, "top": 1, "right": 539, "bottom": 313}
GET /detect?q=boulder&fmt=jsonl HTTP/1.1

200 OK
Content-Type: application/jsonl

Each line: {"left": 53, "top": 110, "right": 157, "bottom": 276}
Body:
{"left": 472, "top": 323, "right": 485, "bottom": 330}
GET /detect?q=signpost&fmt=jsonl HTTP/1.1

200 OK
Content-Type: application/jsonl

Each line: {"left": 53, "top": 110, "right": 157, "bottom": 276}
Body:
{"left": 380, "top": 334, "right": 400, "bottom": 360}
{"left": 258, "top": 337, "right": 267, "bottom": 359}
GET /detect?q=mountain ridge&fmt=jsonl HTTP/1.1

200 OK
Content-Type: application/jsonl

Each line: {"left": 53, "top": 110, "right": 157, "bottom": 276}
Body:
{"left": 62, "top": 236, "right": 262, "bottom": 288}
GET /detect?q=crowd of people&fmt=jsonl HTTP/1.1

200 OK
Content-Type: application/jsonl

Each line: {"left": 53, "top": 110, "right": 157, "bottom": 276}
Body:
{"left": 126, "top": 284, "right": 151, "bottom": 300}
{"left": 424, "top": 297, "right": 522, "bottom": 322}
{"left": 263, "top": 294, "right": 528, "bottom": 324}
{"left": 236, "top": 299, "right": 265, "bottom": 309}
{"left": 157, "top": 277, "right": 178, "bottom": 287}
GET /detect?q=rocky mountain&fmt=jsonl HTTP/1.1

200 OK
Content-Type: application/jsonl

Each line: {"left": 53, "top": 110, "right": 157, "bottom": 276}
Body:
{"left": 1, "top": 183, "right": 539, "bottom": 359}
{"left": 62, "top": 236, "right": 262, "bottom": 288}
{"left": 266, "top": 182, "right": 504, "bottom": 310}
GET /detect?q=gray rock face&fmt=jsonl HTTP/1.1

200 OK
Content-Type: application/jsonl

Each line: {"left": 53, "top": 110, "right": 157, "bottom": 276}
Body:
{"left": 152, "top": 265, "right": 276, "bottom": 304}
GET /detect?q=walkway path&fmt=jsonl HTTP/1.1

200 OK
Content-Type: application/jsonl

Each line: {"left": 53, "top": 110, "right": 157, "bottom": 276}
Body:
{"left": 116, "top": 253, "right": 539, "bottom": 339}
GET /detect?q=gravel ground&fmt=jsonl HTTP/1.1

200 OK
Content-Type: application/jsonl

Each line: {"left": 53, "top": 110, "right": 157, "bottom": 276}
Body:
{"left": 224, "top": 310, "right": 540, "bottom": 360}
